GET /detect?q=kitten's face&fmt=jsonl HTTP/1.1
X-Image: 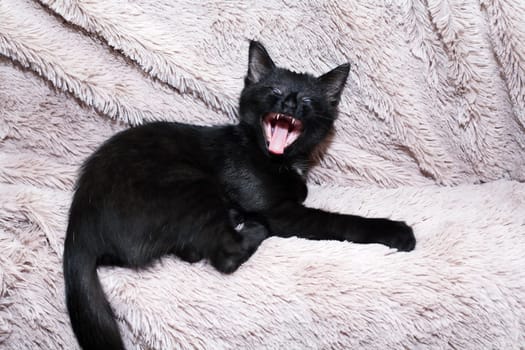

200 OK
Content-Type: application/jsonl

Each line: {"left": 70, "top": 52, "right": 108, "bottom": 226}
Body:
{"left": 239, "top": 41, "right": 349, "bottom": 158}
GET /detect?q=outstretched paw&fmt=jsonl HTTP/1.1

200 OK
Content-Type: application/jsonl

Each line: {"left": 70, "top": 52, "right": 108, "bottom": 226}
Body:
{"left": 377, "top": 220, "right": 416, "bottom": 251}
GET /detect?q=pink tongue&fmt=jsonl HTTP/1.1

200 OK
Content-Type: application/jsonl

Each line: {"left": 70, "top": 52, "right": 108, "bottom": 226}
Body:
{"left": 268, "top": 120, "right": 290, "bottom": 155}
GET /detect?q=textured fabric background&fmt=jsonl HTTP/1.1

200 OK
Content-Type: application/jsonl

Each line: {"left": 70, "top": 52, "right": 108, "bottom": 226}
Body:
{"left": 0, "top": 0, "right": 524, "bottom": 349}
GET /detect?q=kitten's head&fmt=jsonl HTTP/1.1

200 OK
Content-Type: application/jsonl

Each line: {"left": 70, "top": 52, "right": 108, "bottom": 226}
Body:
{"left": 239, "top": 40, "right": 349, "bottom": 158}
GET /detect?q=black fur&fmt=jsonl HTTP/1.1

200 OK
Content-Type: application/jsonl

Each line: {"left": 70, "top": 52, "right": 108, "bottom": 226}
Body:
{"left": 64, "top": 41, "right": 415, "bottom": 350}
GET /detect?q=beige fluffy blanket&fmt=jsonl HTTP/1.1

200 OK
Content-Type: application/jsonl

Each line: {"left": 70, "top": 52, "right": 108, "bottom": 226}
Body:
{"left": 1, "top": 0, "right": 524, "bottom": 349}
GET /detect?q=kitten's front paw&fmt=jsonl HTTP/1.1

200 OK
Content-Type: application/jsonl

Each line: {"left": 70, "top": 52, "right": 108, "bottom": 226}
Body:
{"left": 371, "top": 219, "right": 416, "bottom": 252}
{"left": 238, "top": 220, "right": 269, "bottom": 249}
{"left": 229, "top": 209, "right": 268, "bottom": 246}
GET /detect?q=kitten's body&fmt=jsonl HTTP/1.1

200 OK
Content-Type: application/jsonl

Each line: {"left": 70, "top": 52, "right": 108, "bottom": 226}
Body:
{"left": 64, "top": 42, "right": 415, "bottom": 350}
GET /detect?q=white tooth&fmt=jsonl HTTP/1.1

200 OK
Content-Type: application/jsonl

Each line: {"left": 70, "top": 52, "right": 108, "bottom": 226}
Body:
{"left": 276, "top": 114, "right": 280, "bottom": 120}
{"left": 291, "top": 119, "right": 296, "bottom": 127}
{"left": 265, "top": 119, "right": 272, "bottom": 140}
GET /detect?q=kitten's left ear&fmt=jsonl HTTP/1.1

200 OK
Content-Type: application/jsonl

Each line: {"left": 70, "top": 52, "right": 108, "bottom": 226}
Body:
{"left": 246, "top": 40, "right": 276, "bottom": 85}
{"left": 317, "top": 63, "right": 350, "bottom": 106}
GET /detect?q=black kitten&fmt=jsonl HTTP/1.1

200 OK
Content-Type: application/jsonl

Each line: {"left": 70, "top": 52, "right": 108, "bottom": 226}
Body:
{"left": 64, "top": 41, "right": 415, "bottom": 350}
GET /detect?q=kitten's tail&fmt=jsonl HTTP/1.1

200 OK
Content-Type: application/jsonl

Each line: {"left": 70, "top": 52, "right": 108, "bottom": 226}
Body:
{"left": 63, "top": 240, "right": 125, "bottom": 350}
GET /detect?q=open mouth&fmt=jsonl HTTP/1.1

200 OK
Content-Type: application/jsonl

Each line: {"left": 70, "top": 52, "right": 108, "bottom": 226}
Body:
{"left": 262, "top": 112, "right": 303, "bottom": 155}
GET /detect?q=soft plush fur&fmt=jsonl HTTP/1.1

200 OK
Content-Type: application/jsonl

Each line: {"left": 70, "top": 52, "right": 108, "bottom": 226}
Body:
{"left": 1, "top": 0, "right": 524, "bottom": 349}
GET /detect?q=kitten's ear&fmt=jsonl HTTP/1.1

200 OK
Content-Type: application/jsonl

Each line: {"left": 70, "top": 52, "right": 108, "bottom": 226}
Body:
{"left": 246, "top": 41, "right": 276, "bottom": 85}
{"left": 317, "top": 63, "right": 350, "bottom": 106}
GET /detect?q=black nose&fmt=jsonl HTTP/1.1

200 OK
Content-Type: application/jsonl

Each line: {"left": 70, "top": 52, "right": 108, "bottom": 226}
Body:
{"left": 281, "top": 95, "right": 297, "bottom": 115}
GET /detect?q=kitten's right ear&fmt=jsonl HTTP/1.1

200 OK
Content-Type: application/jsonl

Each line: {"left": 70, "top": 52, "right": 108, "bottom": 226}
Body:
{"left": 317, "top": 63, "right": 350, "bottom": 107}
{"left": 245, "top": 41, "right": 276, "bottom": 86}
